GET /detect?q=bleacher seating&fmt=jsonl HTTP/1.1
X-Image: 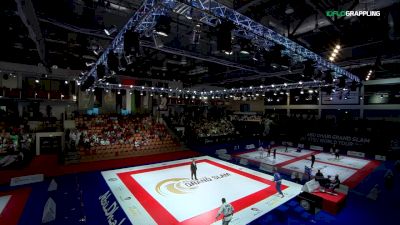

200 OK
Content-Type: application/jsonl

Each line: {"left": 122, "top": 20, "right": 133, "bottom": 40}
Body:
{"left": 72, "top": 115, "right": 181, "bottom": 161}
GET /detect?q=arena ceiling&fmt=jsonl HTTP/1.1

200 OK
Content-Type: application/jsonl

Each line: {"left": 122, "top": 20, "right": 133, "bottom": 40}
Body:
{"left": 1, "top": 0, "right": 400, "bottom": 88}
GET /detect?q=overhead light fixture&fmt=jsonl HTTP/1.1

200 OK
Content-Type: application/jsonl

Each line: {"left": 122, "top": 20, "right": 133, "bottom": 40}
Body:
{"left": 300, "top": 90, "right": 304, "bottom": 94}
{"left": 154, "top": 15, "right": 172, "bottom": 37}
{"left": 64, "top": 80, "right": 68, "bottom": 84}
{"left": 153, "top": 33, "right": 164, "bottom": 48}
{"left": 335, "top": 44, "right": 341, "bottom": 50}
{"left": 85, "top": 62, "right": 95, "bottom": 67}
{"left": 93, "top": 45, "right": 103, "bottom": 55}
{"left": 104, "top": 25, "right": 117, "bottom": 36}
{"left": 35, "top": 79, "right": 40, "bottom": 83}
{"left": 285, "top": 5, "right": 294, "bottom": 14}
{"left": 329, "top": 56, "right": 334, "bottom": 61}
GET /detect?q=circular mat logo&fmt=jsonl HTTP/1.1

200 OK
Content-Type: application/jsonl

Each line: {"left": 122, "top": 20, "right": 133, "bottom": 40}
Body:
{"left": 155, "top": 178, "right": 198, "bottom": 196}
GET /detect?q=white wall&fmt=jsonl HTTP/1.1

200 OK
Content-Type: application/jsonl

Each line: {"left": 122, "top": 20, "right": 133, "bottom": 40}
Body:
{"left": 0, "top": 76, "right": 18, "bottom": 88}
{"left": 18, "top": 102, "right": 76, "bottom": 120}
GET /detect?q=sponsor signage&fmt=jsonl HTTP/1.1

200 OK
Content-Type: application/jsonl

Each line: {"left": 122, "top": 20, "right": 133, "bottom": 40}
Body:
{"left": 305, "top": 132, "right": 370, "bottom": 147}
{"left": 99, "top": 191, "right": 127, "bottom": 225}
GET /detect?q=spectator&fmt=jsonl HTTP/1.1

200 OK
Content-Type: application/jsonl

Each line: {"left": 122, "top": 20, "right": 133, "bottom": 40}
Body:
{"left": 366, "top": 184, "right": 380, "bottom": 200}
{"left": 384, "top": 169, "right": 394, "bottom": 189}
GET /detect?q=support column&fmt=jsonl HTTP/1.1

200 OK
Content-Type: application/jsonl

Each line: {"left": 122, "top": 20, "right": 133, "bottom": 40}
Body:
{"left": 360, "top": 85, "right": 365, "bottom": 118}
{"left": 286, "top": 92, "right": 290, "bottom": 117}
{"left": 126, "top": 89, "right": 131, "bottom": 114}
{"left": 318, "top": 89, "right": 322, "bottom": 119}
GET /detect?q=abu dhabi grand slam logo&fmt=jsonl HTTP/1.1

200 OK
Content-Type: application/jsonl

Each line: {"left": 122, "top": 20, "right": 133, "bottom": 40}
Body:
{"left": 155, "top": 173, "right": 231, "bottom": 196}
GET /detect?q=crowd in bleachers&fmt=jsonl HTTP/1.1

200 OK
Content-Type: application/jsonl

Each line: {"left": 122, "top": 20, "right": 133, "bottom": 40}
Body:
{"left": 189, "top": 118, "right": 235, "bottom": 137}
{"left": 0, "top": 125, "right": 33, "bottom": 168}
{"left": 70, "top": 114, "right": 179, "bottom": 159}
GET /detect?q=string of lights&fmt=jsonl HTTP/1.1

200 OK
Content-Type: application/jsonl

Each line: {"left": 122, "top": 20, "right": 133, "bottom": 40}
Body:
{"left": 84, "top": 80, "right": 328, "bottom": 97}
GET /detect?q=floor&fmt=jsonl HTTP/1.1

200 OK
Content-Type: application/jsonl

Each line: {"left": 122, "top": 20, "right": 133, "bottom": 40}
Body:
{"left": 235, "top": 147, "right": 380, "bottom": 188}
{"left": 102, "top": 156, "right": 302, "bottom": 225}
{"left": 0, "top": 147, "right": 398, "bottom": 225}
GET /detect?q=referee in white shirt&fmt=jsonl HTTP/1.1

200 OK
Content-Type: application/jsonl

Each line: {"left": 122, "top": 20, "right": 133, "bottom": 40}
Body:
{"left": 215, "top": 198, "right": 234, "bottom": 225}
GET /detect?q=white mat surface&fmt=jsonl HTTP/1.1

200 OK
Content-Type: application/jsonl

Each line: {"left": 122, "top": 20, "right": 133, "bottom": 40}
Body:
{"left": 237, "top": 151, "right": 294, "bottom": 165}
{"left": 102, "top": 156, "right": 302, "bottom": 225}
{"left": 282, "top": 159, "right": 357, "bottom": 182}
{"left": 309, "top": 153, "right": 371, "bottom": 169}
{"left": 0, "top": 195, "right": 11, "bottom": 215}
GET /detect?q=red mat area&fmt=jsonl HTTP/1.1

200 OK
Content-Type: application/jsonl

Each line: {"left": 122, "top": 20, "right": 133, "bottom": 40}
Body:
{"left": 342, "top": 160, "right": 380, "bottom": 188}
{"left": 312, "top": 191, "right": 347, "bottom": 214}
{"left": 0, "top": 150, "right": 201, "bottom": 184}
{"left": 0, "top": 188, "right": 31, "bottom": 225}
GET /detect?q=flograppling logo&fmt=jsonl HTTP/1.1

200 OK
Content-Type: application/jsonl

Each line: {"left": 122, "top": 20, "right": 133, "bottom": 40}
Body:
{"left": 326, "top": 10, "right": 380, "bottom": 17}
{"left": 155, "top": 173, "right": 231, "bottom": 196}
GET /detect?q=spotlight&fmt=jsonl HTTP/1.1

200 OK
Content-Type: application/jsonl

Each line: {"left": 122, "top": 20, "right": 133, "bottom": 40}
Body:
{"left": 338, "top": 76, "right": 346, "bottom": 88}
{"left": 107, "top": 51, "right": 119, "bottom": 73}
{"left": 300, "top": 90, "right": 304, "bottom": 94}
{"left": 335, "top": 44, "right": 341, "bottom": 50}
{"left": 252, "top": 52, "right": 261, "bottom": 61}
{"left": 93, "top": 45, "right": 103, "bottom": 55}
{"left": 191, "top": 28, "right": 201, "bottom": 44}
{"left": 329, "top": 57, "right": 334, "bottom": 61}
{"left": 85, "top": 62, "right": 95, "bottom": 67}
{"left": 35, "top": 79, "right": 40, "bottom": 83}
{"left": 154, "top": 15, "right": 172, "bottom": 37}
{"left": 104, "top": 25, "right": 117, "bottom": 36}
{"left": 239, "top": 39, "right": 252, "bottom": 54}
{"left": 303, "top": 60, "right": 315, "bottom": 80}
{"left": 153, "top": 33, "right": 164, "bottom": 48}
{"left": 117, "top": 91, "right": 121, "bottom": 95}
{"left": 124, "top": 30, "right": 140, "bottom": 56}
{"left": 64, "top": 80, "right": 68, "bottom": 84}
{"left": 216, "top": 20, "right": 235, "bottom": 52}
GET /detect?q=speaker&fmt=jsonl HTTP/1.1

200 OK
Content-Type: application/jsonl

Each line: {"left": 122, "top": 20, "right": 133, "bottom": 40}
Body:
{"left": 80, "top": 76, "right": 95, "bottom": 91}
{"left": 97, "top": 64, "right": 106, "bottom": 79}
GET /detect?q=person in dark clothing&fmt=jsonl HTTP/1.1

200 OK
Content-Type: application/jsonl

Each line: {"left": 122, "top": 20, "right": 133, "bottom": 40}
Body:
{"left": 267, "top": 146, "right": 271, "bottom": 157}
{"left": 329, "top": 175, "right": 341, "bottom": 192}
{"left": 335, "top": 149, "right": 340, "bottom": 160}
{"left": 190, "top": 159, "right": 198, "bottom": 180}
{"left": 311, "top": 154, "right": 316, "bottom": 168}
{"left": 273, "top": 148, "right": 276, "bottom": 159}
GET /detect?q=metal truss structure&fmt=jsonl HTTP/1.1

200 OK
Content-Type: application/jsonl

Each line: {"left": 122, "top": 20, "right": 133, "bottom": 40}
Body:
{"left": 85, "top": 0, "right": 360, "bottom": 89}
{"left": 94, "top": 80, "right": 327, "bottom": 96}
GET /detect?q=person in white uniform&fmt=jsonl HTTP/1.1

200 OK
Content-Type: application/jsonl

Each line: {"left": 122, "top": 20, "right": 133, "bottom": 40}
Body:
{"left": 215, "top": 198, "right": 234, "bottom": 225}
{"left": 258, "top": 145, "right": 264, "bottom": 159}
